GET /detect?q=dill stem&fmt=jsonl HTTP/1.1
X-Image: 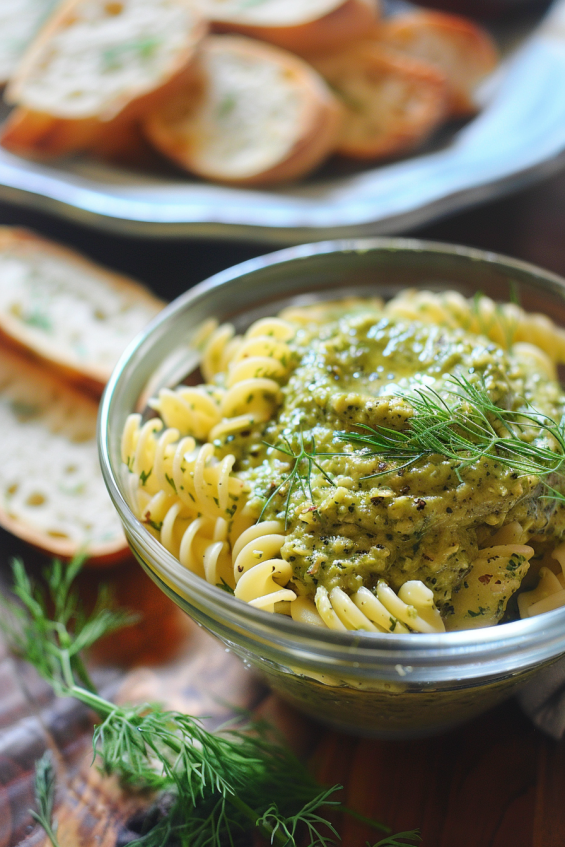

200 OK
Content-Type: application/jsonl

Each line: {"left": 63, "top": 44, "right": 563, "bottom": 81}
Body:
{"left": 30, "top": 813, "right": 60, "bottom": 847}
{"left": 66, "top": 685, "right": 287, "bottom": 847}
{"left": 341, "top": 803, "right": 390, "bottom": 833}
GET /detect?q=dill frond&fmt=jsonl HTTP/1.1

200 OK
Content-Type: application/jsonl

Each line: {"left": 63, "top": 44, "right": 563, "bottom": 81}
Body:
{"left": 1, "top": 556, "right": 404, "bottom": 847}
{"left": 336, "top": 375, "right": 565, "bottom": 493}
{"left": 30, "top": 751, "right": 60, "bottom": 847}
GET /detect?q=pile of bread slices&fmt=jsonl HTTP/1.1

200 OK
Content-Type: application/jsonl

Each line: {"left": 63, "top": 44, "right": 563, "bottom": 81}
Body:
{"left": 0, "top": 0, "right": 498, "bottom": 186}
{"left": 0, "top": 228, "right": 163, "bottom": 565}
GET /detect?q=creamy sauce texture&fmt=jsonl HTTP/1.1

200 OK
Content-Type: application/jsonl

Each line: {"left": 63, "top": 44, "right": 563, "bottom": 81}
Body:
{"left": 213, "top": 302, "right": 565, "bottom": 629}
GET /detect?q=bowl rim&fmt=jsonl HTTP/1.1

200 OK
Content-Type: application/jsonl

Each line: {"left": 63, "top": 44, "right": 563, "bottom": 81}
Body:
{"left": 99, "top": 236, "right": 565, "bottom": 680}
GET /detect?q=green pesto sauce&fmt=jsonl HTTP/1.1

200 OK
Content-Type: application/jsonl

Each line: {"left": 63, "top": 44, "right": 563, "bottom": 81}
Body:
{"left": 215, "top": 304, "right": 565, "bottom": 629}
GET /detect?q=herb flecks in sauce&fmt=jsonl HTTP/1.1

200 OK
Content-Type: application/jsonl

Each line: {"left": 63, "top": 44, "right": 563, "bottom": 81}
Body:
{"left": 219, "top": 306, "right": 565, "bottom": 629}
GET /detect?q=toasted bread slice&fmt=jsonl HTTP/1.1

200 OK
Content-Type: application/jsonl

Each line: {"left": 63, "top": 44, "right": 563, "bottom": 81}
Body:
{"left": 0, "top": 346, "right": 128, "bottom": 564}
{"left": 377, "top": 11, "right": 498, "bottom": 117}
{"left": 0, "top": 0, "right": 58, "bottom": 86}
{"left": 143, "top": 35, "right": 342, "bottom": 185}
{"left": 311, "top": 42, "right": 448, "bottom": 159}
{"left": 1, "top": 0, "right": 206, "bottom": 158}
{"left": 205, "top": 0, "right": 379, "bottom": 57}
{"left": 0, "top": 228, "right": 164, "bottom": 395}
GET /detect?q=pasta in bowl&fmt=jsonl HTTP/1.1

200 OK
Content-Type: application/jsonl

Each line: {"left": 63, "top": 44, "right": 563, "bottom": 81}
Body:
{"left": 100, "top": 239, "right": 565, "bottom": 737}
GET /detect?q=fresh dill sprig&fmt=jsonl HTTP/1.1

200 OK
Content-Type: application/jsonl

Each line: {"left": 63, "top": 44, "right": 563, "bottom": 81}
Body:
{"left": 30, "top": 751, "right": 61, "bottom": 847}
{"left": 260, "top": 428, "right": 335, "bottom": 528}
{"left": 336, "top": 374, "right": 565, "bottom": 492}
{"left": 1, "top": 556, "right": 402, "bottom": 847}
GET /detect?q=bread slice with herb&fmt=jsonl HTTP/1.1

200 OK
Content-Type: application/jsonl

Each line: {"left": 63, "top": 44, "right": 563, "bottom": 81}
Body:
{"left": 0, "top": 0, "right": 58, "bottom": 86}
{"left": 0, "top": 228, "right": 164, "bottom": 396}
{"left": 204, "top": 0, "right": 379, "bottom": 57}
{"left": 143, "top": 35, "right": 342, "bottom": 185}
{"left": 0, "top": 346, "right": 128, "bottom": 565}
{"left": 310, "top": 42, "right": 448, "bottom": 160}
{"left": 377, "top": 11, "right": 498, "bottom": 117}
{"left": 1, "top": 0, "right": 206, "bottom": 158}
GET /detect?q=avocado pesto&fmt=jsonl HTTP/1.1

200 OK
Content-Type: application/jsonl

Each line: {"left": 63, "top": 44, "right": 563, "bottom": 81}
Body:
{"left": 123, "top": 292, "right": 565, "bottom": 634}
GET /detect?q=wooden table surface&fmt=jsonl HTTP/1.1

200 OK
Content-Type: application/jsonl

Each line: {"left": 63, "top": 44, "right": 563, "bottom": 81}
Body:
{"left": 2, "top": 168, "right": 565, "bottom": 847}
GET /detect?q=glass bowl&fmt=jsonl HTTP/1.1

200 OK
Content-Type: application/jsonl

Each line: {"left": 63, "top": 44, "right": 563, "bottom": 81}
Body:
{"left": 99, "top": 238, "right": 565, "bottom": 739}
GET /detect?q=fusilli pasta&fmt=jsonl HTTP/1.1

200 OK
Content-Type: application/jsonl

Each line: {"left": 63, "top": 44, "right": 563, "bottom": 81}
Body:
{"left": 307, "top": 581, "right": 445, "bottom": 634}
{"left": 384, "top": 289, "right": 565, "bottom": 363}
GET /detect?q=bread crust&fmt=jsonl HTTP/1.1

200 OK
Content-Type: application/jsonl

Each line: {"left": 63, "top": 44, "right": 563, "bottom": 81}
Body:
{"left": 210, "top": 0, "right": 380, "bottom": 57}
{"left": 377, "top": 11, "right": 498, "bottom": 117}
{"left": 0, "top": 227, "right": 164, "bottom": 395}
{"left": 0, "top": 507, "right": 130, "bottom": 566}
{"left": 1, "top": 0, "right": 207, "bottom": 158}
{"left": 0, "top": 345, "right": 129, "bottom": 566}
{"left": 311, "top": 42, "right": 448, "bottom": 160}
{"left": 144, "top": 35, "right": 343, "bottom": 186}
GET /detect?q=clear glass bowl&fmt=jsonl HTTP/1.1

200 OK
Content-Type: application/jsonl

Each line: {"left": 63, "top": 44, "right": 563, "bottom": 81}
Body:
{"left": 99, "top": 238, "right": 565, "bottom": 738}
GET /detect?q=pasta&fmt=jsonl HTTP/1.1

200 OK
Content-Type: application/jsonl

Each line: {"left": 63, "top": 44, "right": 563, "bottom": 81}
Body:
{"left": 122, "top": 292, "right": 565, "bottom": 632}
{"left": 232, "top": 521, "right": 296, "bottom": 610}
{"left": 383, "top": 288, "right": 565, "bottom": 364}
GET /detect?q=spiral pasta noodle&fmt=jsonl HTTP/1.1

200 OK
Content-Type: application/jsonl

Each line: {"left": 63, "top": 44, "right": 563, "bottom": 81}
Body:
{"left": 298, "top": 581, "right": 445, "bottom": 633}
{"left": 448, "top": 522, "right": 536, "bottom": 629}
{"left": 518, "top": 542, "right": 565, "bottom": 618}
{"left": 232, "top": 521, "right": 297, "bottom": 611}
{"left": 384, "top": 289, "right": 565, "bottom": 364}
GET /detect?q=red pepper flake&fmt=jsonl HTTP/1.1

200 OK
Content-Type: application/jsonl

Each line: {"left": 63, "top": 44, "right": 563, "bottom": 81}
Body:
{"left": 414, "top": 498, "right": 426, "bottom": 511}
{"left": 478, "top": 574, "right": 493, "bottom": 585}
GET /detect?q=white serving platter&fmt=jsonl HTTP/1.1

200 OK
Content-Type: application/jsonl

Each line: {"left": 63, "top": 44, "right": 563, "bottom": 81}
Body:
{"left": 0, "top": 0, "right": 564, "bottom": 243}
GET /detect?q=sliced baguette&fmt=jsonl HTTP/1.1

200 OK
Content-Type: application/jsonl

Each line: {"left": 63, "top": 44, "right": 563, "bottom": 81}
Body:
{"left": 1, "top": 0, "right": 206, "bottom": 158}
{"left": 0, "top": 228, "right": 164, "bottom": 396}
{"left": 205, "top": 0, "right": 380, "bottom": 57}
{"left": 377, "top": 11, "right": 498, "bottom": 117}
{"left": 310, "top": 42, "right": 448, "bottom": 160}
{"left": 0, "top": 0, "right": 58, "bottom": 86}
{"left": 0, "top": 346, "right": 128, "bottom": 564}
{"left": 143, "top": 35, "right": 342, "bottom": 185}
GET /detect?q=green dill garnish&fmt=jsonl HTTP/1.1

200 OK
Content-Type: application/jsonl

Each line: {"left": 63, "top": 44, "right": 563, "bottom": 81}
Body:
{"left": 145, "top": 518, "right": 163, "bottom": 532}
{"left": 140, "top": 468, "right": 152, "bottom": 486}
{"left": 216, "top": 578, "right": 235, "bottom": 595}
{"left": 508, "top": 280, "right": 521, "bottom": 307}
{"left": 30, "top": 752, "right": 60, "bottom": 847}
{"left": 164, "top": 473, "right": 177, "bottom": 493}
{"left": 0, "top": 556, "right": 407, "bottom": 847}
{"left": 260, "top": 429, "right": 335, "bottom": 529}
{"left": 470, "top": 292, "right": 517, "bottom": 351}
{"left": 467, "top": 607, "right": 488, "bottom": 617}
{"left": 336, "top": 375, "right": 565, "bottom": 494}
{"left": 506, "top": 554, "right": 526, "bottom": 572}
